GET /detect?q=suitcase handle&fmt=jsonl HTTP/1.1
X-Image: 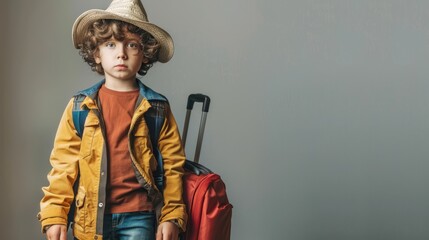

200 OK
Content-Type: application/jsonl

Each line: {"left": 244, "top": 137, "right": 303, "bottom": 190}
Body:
{"left": 182, "top": 94, "right": 210, "bottom": 163}
{"left": 187, "top": 94, "right": 211, "bottom": 112}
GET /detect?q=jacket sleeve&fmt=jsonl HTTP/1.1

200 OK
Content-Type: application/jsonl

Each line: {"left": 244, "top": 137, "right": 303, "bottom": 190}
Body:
{"left": 157, "top": 103, "right": 188, "bottom": 231}
{"left": 38, "top": 98, "right": 81, "bottom": 232}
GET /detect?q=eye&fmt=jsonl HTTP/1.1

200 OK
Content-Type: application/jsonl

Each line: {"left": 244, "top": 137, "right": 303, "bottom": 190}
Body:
{"left": 127, "top": 41, "right": 141, "bottom": 49}
{"left": 105, "top": 42, "right": 116, "bottom": 48}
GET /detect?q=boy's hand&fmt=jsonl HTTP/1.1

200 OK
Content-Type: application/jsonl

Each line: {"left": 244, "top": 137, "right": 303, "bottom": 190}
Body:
{"left": 156, "top": 221, "right": 179, "bottom": 240}
{"left": 46, "top": 224, "right": 67, "bottom": 240}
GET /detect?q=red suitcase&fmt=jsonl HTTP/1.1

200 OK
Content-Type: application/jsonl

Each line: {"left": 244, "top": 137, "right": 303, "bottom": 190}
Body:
{"left": 181, "top": 94, "right": 233, "bottom": 240}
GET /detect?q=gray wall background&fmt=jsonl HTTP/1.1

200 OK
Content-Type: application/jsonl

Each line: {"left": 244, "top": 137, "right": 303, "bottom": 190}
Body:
{"left": 1, "top": 0, "right": 429, "bottom": 239}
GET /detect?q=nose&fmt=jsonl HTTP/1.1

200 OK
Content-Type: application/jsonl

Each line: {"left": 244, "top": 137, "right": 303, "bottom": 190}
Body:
{"left": 116, "top": 43, "right": 128, "bottom": 60}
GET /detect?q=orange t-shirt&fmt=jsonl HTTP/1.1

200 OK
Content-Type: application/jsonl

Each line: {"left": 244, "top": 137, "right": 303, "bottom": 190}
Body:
{"left": 98, "top": 84, "right": 153, "bottom": 213}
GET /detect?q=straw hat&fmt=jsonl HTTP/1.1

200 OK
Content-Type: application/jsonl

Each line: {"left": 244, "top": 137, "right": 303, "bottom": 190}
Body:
{"left": 72, "top": 0, "right": 174, "bottom": 63}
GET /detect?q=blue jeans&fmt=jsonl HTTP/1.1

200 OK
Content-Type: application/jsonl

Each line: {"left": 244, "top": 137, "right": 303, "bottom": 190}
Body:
{"left": 103, "top": 211, "right": 156, "bottom": 240}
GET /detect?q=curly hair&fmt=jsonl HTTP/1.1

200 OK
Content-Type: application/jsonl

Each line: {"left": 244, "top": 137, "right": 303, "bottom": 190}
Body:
{"left": 77, "top": 19, "right": 160, "bottom": 76}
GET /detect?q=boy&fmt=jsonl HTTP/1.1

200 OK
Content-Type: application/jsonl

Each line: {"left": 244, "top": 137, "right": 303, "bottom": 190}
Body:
{"left": 38, "top": 0, "right": 187, "bottom": 239}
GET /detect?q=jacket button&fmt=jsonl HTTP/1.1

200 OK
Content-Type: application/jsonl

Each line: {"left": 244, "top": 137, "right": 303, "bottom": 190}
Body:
{"left": 94, "top": 236, "right": 98, "bottom": 239}
{"left": 98, "top": 203, "right": 104, "bottom": 208}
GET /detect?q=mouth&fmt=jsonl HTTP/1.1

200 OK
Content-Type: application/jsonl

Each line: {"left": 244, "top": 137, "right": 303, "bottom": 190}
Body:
{"left": 115, "top": 64, "right": 128, "bottom": 69}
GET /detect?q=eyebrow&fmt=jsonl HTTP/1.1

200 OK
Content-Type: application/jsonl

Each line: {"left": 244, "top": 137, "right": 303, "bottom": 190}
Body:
{"left": 108, "top": 36, "right": 141, "bottom": 42}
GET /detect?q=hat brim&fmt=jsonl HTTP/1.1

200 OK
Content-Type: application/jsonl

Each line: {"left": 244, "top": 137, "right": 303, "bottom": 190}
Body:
{"left": 72, "top": 9, "right": 174, "bottom": 63}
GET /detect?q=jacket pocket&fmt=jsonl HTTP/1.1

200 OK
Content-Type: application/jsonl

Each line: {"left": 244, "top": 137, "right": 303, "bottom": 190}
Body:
{"left": 133, "top": 121, "right": 150, "bottom": 154}
{"left": 73, "top": 186, "right": 86, "bottom": 232}
{"left": 79, "top": 117, "right": 99, "bottom": 159}
{"left": 133, "top": 122, "right": 158, "bottom": 171}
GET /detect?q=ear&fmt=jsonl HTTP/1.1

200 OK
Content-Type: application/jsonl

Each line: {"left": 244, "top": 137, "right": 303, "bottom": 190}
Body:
{"left": 94, "top": 50, "right": 101, "bottom": 64}
{"left": 142, "top": 56, "right": 149, "bottom": 64}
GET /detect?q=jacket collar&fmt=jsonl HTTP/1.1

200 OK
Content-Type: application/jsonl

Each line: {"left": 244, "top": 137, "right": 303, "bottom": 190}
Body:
{"left": 76, "top": 79, "right": 167, "bottom": 102}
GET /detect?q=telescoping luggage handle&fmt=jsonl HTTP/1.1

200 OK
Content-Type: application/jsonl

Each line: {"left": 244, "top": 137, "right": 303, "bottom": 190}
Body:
{"left": 182, "top": 94, "right": 211, "bottom": 164}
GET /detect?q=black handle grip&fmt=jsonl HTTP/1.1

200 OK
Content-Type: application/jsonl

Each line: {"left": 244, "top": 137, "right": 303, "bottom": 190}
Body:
{"left": 187, "top": 94, "right": 211, "bottom": 112}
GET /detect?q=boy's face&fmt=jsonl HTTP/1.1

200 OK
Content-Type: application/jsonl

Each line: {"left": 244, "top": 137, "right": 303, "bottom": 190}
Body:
{"left": 94, "top": 30, "right": 147, "bottom": 83}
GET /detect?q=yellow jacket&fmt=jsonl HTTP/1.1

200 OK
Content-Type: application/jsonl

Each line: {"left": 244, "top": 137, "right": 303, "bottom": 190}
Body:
{"left": 39, "top": 80, "right": 187, "bottom": 239}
